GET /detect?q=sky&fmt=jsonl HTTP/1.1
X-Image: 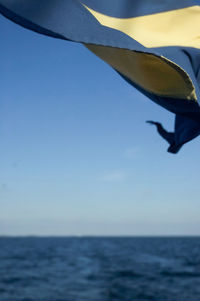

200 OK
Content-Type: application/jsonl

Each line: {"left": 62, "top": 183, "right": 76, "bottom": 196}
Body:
{"left": 1, "top": 15, "right": 200, "bottom": 236}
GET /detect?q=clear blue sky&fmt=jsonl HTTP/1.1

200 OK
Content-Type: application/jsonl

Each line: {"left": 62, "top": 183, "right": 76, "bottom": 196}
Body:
{"left": 1, "top": 15, "right": 200, "bottom": 236}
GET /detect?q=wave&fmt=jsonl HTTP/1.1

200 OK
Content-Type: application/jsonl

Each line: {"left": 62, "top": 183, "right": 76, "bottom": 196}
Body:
{"left": 113, "top": 270, "right": 142, "bottom": 278}
{"left": 161, "top": 271, "right": 200, "bottom": 278}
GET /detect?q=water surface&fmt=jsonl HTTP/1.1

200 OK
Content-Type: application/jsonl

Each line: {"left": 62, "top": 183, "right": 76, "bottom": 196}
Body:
{"left": 0, "top": 237, "right": 200, "bottom": 301}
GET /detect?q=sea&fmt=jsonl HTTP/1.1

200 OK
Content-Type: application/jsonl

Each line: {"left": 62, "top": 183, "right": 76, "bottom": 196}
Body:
{"left": 0, "top": 237, "right": 200, "bottom": 301}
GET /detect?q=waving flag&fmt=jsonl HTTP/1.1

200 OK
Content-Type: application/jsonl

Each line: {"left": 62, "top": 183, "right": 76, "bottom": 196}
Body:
{"left": 1, "top": 0, "right": 200, "bottom": 153}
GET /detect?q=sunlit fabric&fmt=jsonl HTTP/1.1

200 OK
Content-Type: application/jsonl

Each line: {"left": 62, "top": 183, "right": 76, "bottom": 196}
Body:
{"left": 0, "top": 0, "right": 200, "bottom": 153}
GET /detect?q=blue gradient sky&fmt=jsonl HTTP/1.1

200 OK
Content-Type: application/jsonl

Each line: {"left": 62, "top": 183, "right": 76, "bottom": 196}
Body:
{"left": 1, "top": 15, "right": 200, "bottom": 236}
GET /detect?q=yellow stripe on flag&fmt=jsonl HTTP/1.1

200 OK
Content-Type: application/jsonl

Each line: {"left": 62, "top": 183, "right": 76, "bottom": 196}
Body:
{"left": 84, "top": 5, "right": 200, "bottom": 49}
{"left": 85, "top": 44, "right": 196, "bottom": 101}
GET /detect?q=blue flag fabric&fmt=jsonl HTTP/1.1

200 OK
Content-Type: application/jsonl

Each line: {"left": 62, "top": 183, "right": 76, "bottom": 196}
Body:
{"left": 1, "top": 0, "right": 200, "bottom": 153}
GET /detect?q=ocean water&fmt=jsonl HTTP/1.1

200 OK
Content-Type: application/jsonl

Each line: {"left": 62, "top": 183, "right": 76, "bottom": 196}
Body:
{"left": 0, "top": 237, "right": 200, "bottom": 301}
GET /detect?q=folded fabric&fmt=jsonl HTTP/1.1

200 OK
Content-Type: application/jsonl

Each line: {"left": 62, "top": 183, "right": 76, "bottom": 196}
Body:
{"left": 1, "top": 0, "right": 200, "bottom": 153}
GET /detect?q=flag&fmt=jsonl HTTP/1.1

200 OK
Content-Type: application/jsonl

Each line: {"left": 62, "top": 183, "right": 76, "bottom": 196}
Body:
{"left": 1, "top": 0, "right": 200, "bottom": 153}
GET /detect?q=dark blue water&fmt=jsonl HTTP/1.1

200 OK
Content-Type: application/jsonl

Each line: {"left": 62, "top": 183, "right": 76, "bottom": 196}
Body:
{"left": 0, "top": 237, "right": 200, "bottom": 301}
